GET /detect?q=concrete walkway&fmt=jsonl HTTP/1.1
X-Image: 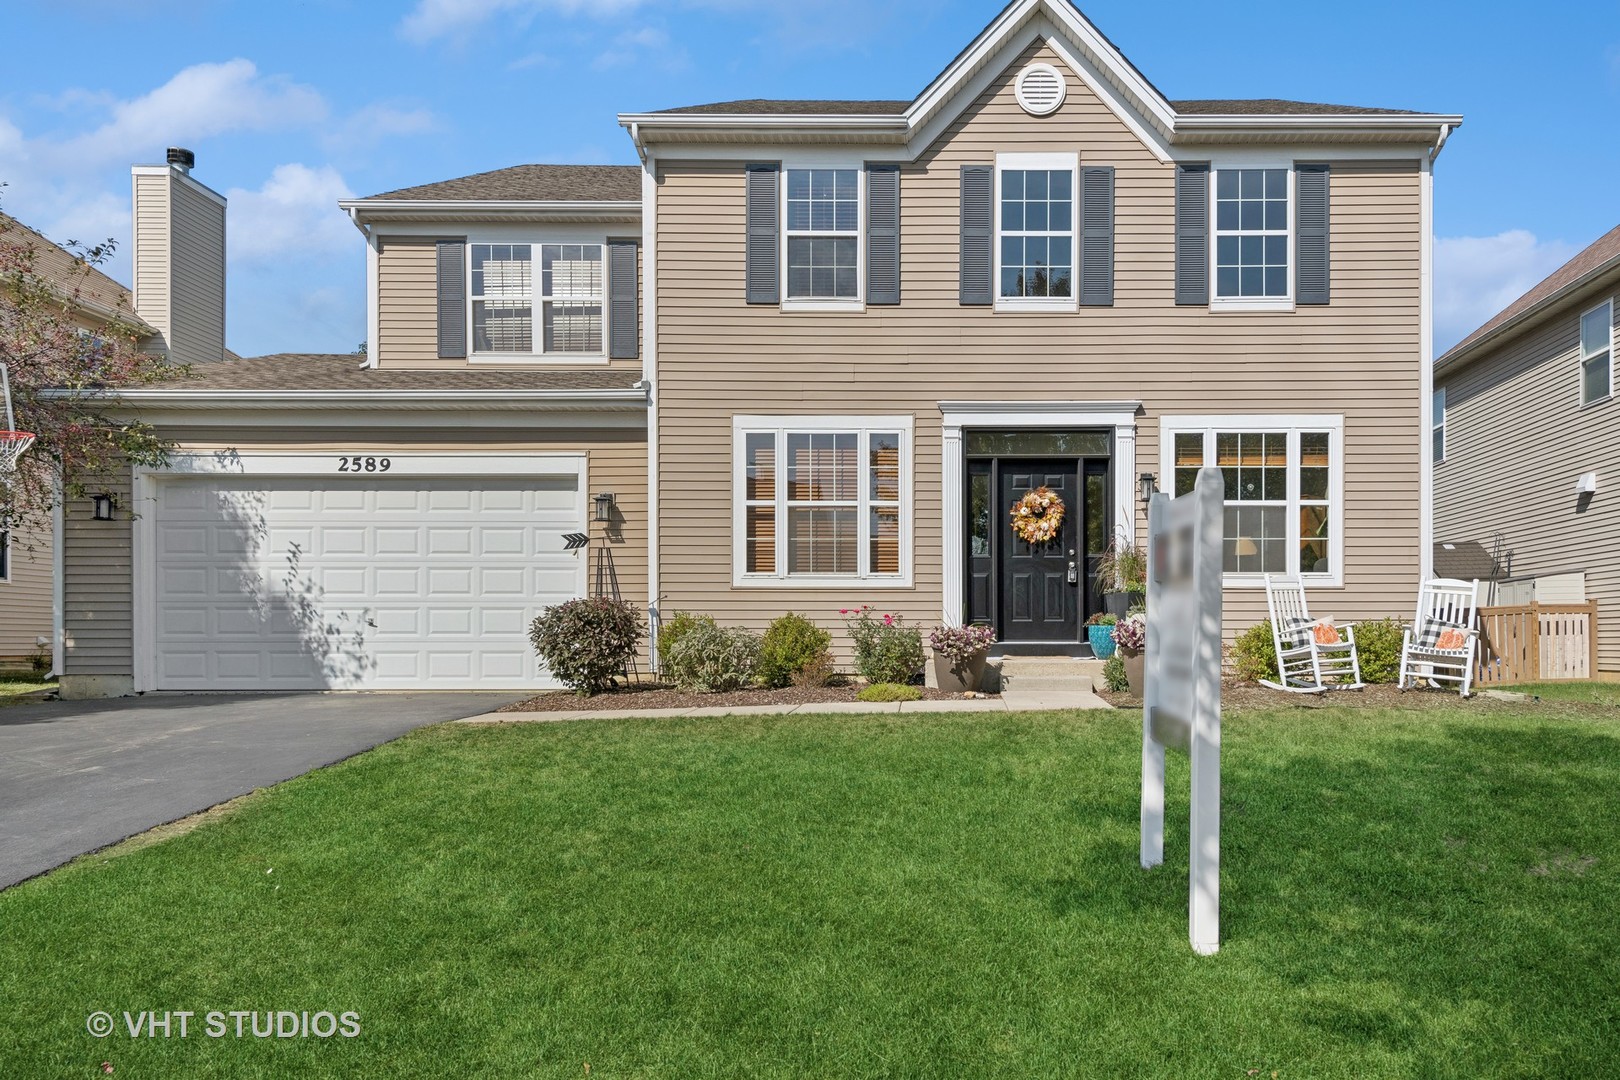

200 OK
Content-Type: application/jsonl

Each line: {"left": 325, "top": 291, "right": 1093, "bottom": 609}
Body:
{"left": 459, "top": 691, "right": 1112, "bottom": 724}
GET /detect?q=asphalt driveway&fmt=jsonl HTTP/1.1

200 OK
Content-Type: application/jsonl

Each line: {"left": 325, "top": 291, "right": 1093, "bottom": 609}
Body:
{"left": 0, "top": 692, "right": 517, "bottom": 890}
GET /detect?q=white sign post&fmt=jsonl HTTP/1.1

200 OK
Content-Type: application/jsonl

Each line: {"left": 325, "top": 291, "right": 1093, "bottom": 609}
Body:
{"left": 1140, "top": 465, "right": 1223, "bottom": 955}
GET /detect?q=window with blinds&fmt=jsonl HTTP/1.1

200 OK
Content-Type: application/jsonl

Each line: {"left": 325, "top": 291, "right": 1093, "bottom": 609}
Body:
{"left": 469, "top": 242, "right": 603, "bottom": 356}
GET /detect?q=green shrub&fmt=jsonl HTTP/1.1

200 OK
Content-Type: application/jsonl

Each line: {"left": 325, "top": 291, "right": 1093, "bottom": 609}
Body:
{"left": 657, "top": 611, "right": 714, "bottom": 673}
{"left": 1353, "top": 617, "right": 1407, "bottom": 684}
{"left": 857, "top": 682, "right": 922, "bottom": 702}
{"left": 758, "top": 613, "right": 832, "bottom": 689}
{"left": 529, "top": 598, "right": 643, "bottom": 697}
{"left": 665, "top": 622, "right": 761, "bottom": 692}
{"left": 1232, "top": 620, "right": 1279, "bottom": 684}
{"left": 842, "top": 606, "right": 925, "bottom": 685}
{"left": 1102, "top": 654, "right": 1129, "bottom": 693}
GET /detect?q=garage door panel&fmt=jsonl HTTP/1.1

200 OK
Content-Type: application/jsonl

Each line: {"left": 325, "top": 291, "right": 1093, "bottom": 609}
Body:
{"left": 151, "top": 472, "right": 582, "bottom": 691}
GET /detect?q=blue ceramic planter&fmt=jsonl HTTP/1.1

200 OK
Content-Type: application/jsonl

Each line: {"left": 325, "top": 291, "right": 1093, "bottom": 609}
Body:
{"left": 1087, "top": 624, "right": 1117, "bottom": 659}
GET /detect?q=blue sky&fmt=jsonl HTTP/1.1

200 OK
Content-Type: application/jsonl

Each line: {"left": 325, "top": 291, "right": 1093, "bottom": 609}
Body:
{"left": 2, "top": 0, "right": 1616, "bottom": 357}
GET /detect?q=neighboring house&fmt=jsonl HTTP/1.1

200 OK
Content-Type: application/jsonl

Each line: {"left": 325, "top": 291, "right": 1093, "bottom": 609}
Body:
{"left": 55, "top": 0, "right": 1460, "bottom": 697}
{"left": 1434, "top": 223, "right": 1620, "bottom": 675}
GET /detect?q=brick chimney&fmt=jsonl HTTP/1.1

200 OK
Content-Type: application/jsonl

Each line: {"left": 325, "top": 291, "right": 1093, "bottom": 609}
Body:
{"left": 131, "top": 148, "right": 227, "bottom": 364}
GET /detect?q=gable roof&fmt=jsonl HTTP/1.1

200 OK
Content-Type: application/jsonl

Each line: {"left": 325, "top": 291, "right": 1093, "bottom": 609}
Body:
{"left": 0, "top": 212, "right": 155, "bottom": 334}
{"left": 1437, "top": 223, "right": 1620, "bottom": 375}
{"left": 362, "top": 165, "right": 642, "bottom": 203}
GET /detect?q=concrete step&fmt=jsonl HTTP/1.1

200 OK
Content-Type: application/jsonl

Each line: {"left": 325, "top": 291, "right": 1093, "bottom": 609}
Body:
{"left": 992, "top": 656, "right": 1105, "bottom": 694}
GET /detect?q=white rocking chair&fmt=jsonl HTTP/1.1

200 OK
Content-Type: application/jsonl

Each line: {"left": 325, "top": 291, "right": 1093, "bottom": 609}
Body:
{"left": 1260, "top": 574, "right": 1364, "bottom": 693}
{"left": 1399, "top": 578, "right": 1480, "bottom": 697}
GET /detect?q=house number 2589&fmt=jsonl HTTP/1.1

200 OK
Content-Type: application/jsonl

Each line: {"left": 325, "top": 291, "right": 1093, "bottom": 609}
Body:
{"left": 337, "top": 456, "right": 392, "bottom": 473}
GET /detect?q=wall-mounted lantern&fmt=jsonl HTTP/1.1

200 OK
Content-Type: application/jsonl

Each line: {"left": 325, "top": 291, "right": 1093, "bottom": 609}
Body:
{"left": 1138, "top": 473, "right": 1158, "bottom": 504}
{"left": 593, "top": 491, "right": 617, "bottom": 522}
{"left": 91, "top": 493, "right": 117, "bottom": 521}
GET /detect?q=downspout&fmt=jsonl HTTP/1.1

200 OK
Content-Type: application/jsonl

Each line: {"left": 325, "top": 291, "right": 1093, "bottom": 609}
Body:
{"left": 348, "top": 206, "right": 379, "bottom": 370}
{"left": 51, "top": 474, "right": 64, "bottom": 679}
{"left": 1429, "top": 123, "right": 1455, "bottom": 164}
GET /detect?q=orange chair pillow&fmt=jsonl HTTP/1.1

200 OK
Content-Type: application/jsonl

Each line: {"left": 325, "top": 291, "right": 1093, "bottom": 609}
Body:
{"left": 1312, "top": 619, "right": 1341, "bottom": 645}
{"left": 1434, "top": 627, "right": 1468, "bottom": 650}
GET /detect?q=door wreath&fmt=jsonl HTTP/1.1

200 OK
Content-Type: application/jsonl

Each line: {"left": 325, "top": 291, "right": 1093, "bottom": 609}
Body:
{"left": 1010, "top": 486, "right": 1065, "bottom": 544}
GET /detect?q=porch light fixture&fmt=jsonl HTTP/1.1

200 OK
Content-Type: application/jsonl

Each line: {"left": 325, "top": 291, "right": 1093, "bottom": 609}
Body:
{"left": 1138, "top": 473, "right": 1157, "bottom": 504}
{"left": 593, "top": 491, "right": 617, "bottom": 522}
{"left": 91, "top": 493, "right": 117, "bottom": 521}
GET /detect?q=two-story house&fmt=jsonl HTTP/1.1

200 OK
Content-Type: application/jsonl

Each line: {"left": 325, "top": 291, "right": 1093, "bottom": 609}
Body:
{"left": 55, "top": 0, "right": 1460, "bottom": 697}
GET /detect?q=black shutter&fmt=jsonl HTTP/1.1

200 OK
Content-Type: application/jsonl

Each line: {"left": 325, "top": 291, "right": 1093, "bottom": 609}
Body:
{"left": 1174, "top": 164, "right": 1209, "bottom": 306}
{"left": 866, "top": 164, "right": 901, "bottom": 305}
{"left": 960, "top": 165, "right": 992, "bottom": 305}
{"left": 608, "top": 239, "right": 639, "bottom": 358}
{"left": 745, "top": 164, "right": 779, "bottom": 304}
{"left": 1296, "top": 163, "right": 1331, "bottom": 306}
{"left": 436, "top": 238, "right": 467, "bottom": 358}
{"left": 1080, "top": 165, "right": 1115, "bottom": 307}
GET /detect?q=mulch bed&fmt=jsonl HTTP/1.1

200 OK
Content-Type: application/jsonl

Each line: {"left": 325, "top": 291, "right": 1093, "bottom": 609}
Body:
{"left": 498, "top": 682, "right": 996, "bottom": 713}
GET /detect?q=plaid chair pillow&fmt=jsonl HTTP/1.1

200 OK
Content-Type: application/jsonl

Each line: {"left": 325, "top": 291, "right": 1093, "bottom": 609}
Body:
{"left": 1416, "top": 618, "right": 1468, "bottom": 650}
{"left": 1279, "top": 618, "right": 1317, "bottom": 650}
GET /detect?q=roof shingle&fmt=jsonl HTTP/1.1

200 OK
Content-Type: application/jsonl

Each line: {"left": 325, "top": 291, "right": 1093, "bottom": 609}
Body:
{"left": 644, "top": 97, "right": 1422, "bottom": 118}
{"left": 0, "top": 212, "right": 151, "bottom": 330}
{"left": 144, "top": 354, "right": 645, "bottom": 393}
{"left": 364, "top": 165, "right": 642, "bottom": 203}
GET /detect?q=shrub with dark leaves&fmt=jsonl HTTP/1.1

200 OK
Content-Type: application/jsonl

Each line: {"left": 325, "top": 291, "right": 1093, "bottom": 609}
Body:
{"left": 529, "top": 598, "right": 643, "bottom": 696}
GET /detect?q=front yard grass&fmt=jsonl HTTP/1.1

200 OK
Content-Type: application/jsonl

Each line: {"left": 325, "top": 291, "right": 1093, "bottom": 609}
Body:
{"left": 2, "top": 703, "right": 1617, "bottom": 1078}
{"left": 0, "top": 673, "right": 55, "bottom": 705}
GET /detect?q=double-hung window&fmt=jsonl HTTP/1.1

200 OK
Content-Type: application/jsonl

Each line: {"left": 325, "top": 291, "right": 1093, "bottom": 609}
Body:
{"left": 1213, "top": 167, "right": 1291, "bottom": 306}
{"left": 1432, "top": 386, "right": 1446, "bottom": 463}
{"left": 470, "top": 242, "right": 604, "bottom": 357}
{"left": 1580, "top": 299, "right": 1613, "bottom": 405}
{"left": 995, "top": 152, "right": 1076, "bottom": 310}
{"left": 735, "top": 416, "right": 911, "bottom": 586}
{"left": 785, "top": 168, "right": 860, "bottom": 304}
{"left": 1164, "top": 415, "right": 1343, "bottom": 585}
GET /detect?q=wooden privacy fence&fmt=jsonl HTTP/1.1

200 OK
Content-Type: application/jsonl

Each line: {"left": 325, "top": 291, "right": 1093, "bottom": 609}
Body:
{"left": 1473, "top": 603, "right": 1598, "bottom": 685}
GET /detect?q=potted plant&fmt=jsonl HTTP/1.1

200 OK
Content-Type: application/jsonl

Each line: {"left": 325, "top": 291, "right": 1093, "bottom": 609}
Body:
{"left": 1095, "top": 533, "right": 1148, "bottom": 617}
{"left": 1085, "top": 613, "right": 1118, "bottom": 659}
{"left": 928, "top": 623, "right": 996, "bottom": 693}
{"left": 1112, "top": 612, "right": 1147, "bottom": 695}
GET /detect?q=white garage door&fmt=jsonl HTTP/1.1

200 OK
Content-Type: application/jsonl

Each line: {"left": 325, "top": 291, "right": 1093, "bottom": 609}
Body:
{"left": 149, "top": 474, "right": 584, "bottom": 690}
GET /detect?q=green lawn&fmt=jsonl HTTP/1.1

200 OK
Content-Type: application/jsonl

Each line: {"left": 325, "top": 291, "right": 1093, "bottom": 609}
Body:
{"left": 3, "top": 704, "right": 1618, "bottom": 1078}
{"left": 0, "top": 674, "right": 55, "bottom": 704}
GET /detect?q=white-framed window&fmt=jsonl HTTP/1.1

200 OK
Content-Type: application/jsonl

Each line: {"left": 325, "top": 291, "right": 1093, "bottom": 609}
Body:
{"left": 470, "top": 242, "right": 604, "bottom": 357}
{"left": 783, "top": 167, "right": 862, "bottom": 309}
{"left": 995, "top": 152, "right": 1077, "bottom": 312}
{"left": 733, "top": 415, "right": 912, "bottom": 587}
{"left": 1580, "top": 298, "right": 1613, "bottom": 406}
{"left": 1162, "top": 415, "right": 1344, "bottom": 586}
{"left": 1212, "top": 165, "right": 1292, "bottom": 309}
{"left": 1433, "top": 386, "right": 1446, "bottom": 464}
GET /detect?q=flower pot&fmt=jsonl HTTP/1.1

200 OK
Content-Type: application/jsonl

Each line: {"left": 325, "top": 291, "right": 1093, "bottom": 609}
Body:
{"left": 1121, "top": 648, "right": 1145, "bottom": 696}
{"left": 1103, "top": 591, "right": 1144, "bottom": 617}
{"left": 1087, "top": 624, "right": 1117, "bottom": 659}
{"left": 932, "top": 650, "right": 988, "bottom": 694}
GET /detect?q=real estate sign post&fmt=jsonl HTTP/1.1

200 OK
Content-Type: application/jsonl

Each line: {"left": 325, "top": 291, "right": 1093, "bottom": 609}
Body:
{"left": 1140, "top": 465, "right": 1224, "bottom": 955}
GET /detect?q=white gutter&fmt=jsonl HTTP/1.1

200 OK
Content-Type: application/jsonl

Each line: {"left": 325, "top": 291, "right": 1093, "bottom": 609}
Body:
{"left": 40, "top": 386, "right": 650, "bottom": 410}
{"left": 1429, "top": 122, "right": 1455, "bottom": 163}
{"left": 341, "top": 199, "right": 641, "bottom": 223}
{"left": 1173, "top": 113, "right": 1464, "bottom": 133}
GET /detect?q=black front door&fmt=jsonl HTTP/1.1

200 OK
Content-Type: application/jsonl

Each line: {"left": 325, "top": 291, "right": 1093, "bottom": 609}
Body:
{"left": 998, "top": 460, "right": 1079, "bottom": 642}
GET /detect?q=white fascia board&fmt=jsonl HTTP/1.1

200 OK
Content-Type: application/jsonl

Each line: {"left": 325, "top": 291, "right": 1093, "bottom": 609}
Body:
{"left": 1171, "top": 114, "right": 1464, "bottom": 146}
{"left": 41, "top": 387, "right": 649, "bottom": 410}
{"left": 341, "top": 200, "right": 641, "bottom": 225}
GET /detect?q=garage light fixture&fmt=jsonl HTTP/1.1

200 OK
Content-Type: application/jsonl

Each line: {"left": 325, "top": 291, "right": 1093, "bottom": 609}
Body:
{"left": 594, "top": 491, "right": 617, "bottom": 522}
{"left": 91, "top": 493, "right": 117, "bottom": 521}
{"left": 1139, "top": 473, "right": 1157, "bottom": 504}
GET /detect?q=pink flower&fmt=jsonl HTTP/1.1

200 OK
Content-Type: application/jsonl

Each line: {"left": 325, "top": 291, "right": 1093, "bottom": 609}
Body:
{"left": 883, "top": 614, "right": 894, "bottom": 625}
{"left": 838, "top": 609, "right": 849, "bottom": 615}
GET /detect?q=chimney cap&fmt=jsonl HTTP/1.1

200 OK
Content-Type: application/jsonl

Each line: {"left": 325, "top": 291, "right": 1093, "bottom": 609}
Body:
{"left": 166, "top": 147, "right": 195, "bottom": 171}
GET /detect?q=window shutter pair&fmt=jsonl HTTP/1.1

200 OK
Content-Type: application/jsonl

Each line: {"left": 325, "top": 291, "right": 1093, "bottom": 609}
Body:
{"left": 1174, "top": 162, "right": 1330, "bottom": 305}
{"left": 744, "top": 163, "right": 902, "bottom": 306}
{"left": 433, "top": 236, "right": 640, "bottom": 359}
{"left": 959, "top": 164, "right": 1115, "bottom": 306}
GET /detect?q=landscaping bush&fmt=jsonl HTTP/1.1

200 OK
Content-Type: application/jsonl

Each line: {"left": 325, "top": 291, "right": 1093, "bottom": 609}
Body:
{"left": 1102, "top": 654, "right": 1129, "bottom": 693}
{"left": 1232, "top": 620, "right": 1279, "bottom": 684}
{"left": 857, "top": 682, "right": 923, "bottom": 703}
{"left": 927, "top": 623, "right": 996, "bottom": 682}
{"left": 529, "top": 598, "right": 643, "bottom": 696}
{"left": 842, "top": 606, "right": 925, "bottom": 684}
{"left": 757, "top": 613, "right": 831, "bottom": 689}
{"left": 665, "top": 622, "right": 761, "bottom": 692}
{"left": 791, "top": 650, "right": 838, "bottom": 689}
{"left": 657, "top": 611, "right": 715, "bottom": 673}
{"left": 1353, "top": 616, "right": 1407, "bottom": 684}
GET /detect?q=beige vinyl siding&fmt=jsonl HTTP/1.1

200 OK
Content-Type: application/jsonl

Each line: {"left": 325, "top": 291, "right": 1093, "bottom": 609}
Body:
{"left": 62, "top": 480, "right": 133, "bottom": 677}
{"left": 60, "top": 428, "right": 650, "bottom": 678}
{"left": 376, "top": 235, "right": 644, "bottom": 372}
{"left": 168, "top": 177, "right": 227, "bottom": 365}
{"left": 0, "top": 522, "right": 53, "bottom": 667}
{"left": 1436, "top": 288, "right": 1620, "bottom": 671}
{"left": 132, "top": 172, "right": 169, "bottom": 355}
{"left": 653, "top": 39, "right": 1425, "bottom": 644}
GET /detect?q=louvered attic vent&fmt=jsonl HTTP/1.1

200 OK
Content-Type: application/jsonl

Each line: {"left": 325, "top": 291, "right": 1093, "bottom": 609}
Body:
{"left": 1015, "top": 63, "right": 1067, "bottom": 116}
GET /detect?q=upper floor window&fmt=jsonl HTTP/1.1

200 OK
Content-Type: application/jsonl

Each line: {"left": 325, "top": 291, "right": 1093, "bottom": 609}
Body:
{"left": 470, "top": 242, "right": 603, "bottom": 356}
{"left": 1214, "top": 167, "right": 1290, "bottom": 303}
{"left": 1580, "top": 299, "right": 1613, "bottom": 405}
{"left": 1432, "top": 386, "right": 1446, "bottom": 464}
{"left": 785, "top": 168, "right": 860, "bottom": 302}
{"left": 995, "top": 153, "right": 1077, "bottom": 311}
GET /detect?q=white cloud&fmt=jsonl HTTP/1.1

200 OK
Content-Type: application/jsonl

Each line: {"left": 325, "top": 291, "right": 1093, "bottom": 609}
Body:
{"left": 400, "top": 0, "right": 646, "bottom": 43}
{"left": 594, "top": 26, "right": 685, "bottom": 71}
{"left": 225, "top": 164, "right": 355, "bottom": 264}
{"left": 1434, "top": 230, "right": 1579, "bottom": 354}
{"left": 323, "top": 104, "right": 438, "bottom": 152}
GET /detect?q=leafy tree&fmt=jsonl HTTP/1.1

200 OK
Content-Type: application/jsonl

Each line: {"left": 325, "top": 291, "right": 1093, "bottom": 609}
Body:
{"left": 0, "top": 204, "right": 183, "bottom": 534}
